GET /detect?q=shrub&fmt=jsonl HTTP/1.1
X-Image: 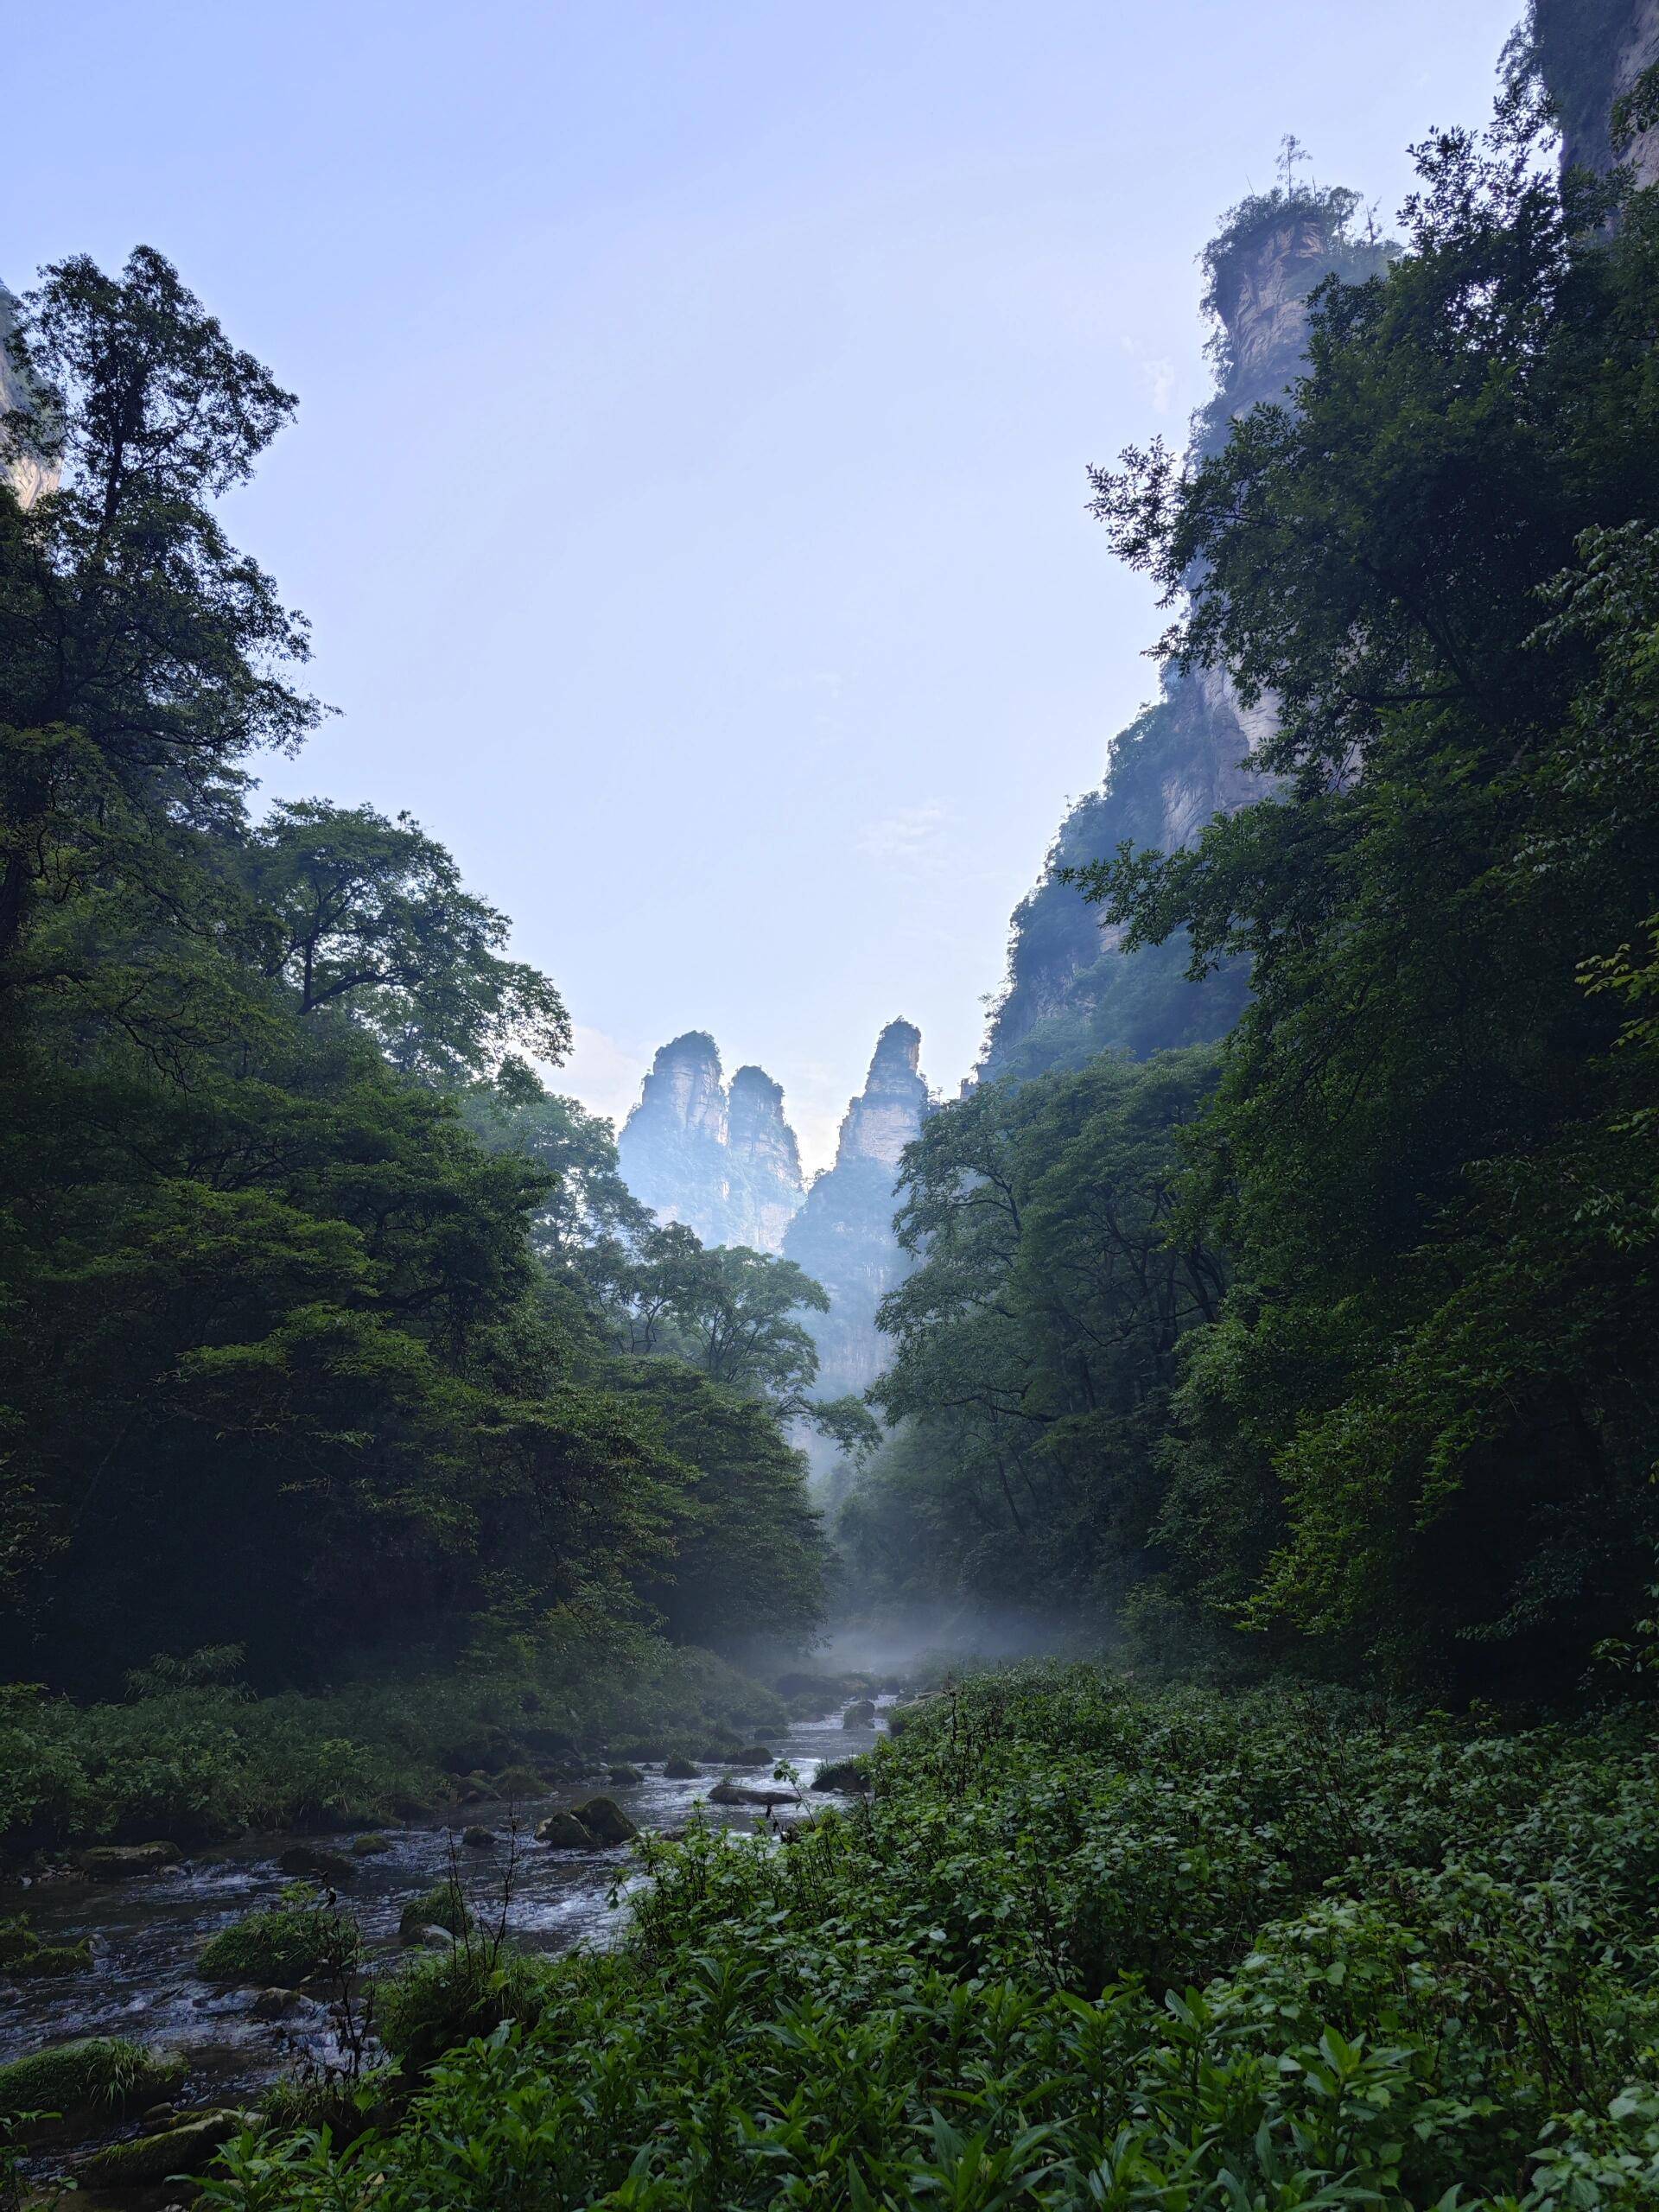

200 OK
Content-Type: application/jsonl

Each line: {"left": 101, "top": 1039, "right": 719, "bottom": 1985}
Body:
{"left": 198, "top": 1887, "right": 359, "bottom": 1986}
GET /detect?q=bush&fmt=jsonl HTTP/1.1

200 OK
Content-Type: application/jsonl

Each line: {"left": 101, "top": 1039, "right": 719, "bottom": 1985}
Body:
{"left": 198, "top": 1887, "right": 359, "bottom": 1986}
{"left": 0, "top": 2037, "right": 184, "bottom": 2141}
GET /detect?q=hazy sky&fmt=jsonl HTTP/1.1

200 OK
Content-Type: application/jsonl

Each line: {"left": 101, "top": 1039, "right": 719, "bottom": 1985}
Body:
{"left": 14, "top": 0, "right": 1522, "bottom": 1168}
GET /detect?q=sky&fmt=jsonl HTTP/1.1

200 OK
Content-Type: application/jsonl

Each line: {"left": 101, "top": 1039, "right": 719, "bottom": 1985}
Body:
{"left": 12, "top": 0, "right": 1523, "bottom": 1169}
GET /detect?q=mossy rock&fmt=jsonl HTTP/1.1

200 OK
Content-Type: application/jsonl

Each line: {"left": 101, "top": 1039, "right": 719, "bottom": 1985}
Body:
{"left": 461, "top": 1825, "right": 496, "bottom": 1849}
{"left": 0, "top": 1914, "right": 92, "bottom": 1978}
{"left": 536, "top": 1810, "right": 593, "bottom": 1850}
{"left": 350, "top": 1832, "right": 392, "bottom": 1855}
{"left": 575, "top": 1796, "right": 638, "bottom": 1846}
{"left": 812, "top": 1758, "right": 869, "bottom": 1794}
{"left": 492, "top": 1764, "right": 546, "bottom": 1800}
{"left": 75, "top": 1841, "right": 181, "bottom": 1879}
{"left": 73, "top": 2106, "right": 251, "bottom": 2186}
{"left": 200, "top": 1895, "right": 359, "bottom": 1987}
{"left": 663, "top": 1756, "right": 700, "bottom": 1780}
{"left": 607, "top": 1764, "right": 643, "bottom": 1785}
{"left": 708, "top": 1780, "right": 792, "bottom": 1808}
{"left": 842, "top": 1699, "right": 878, "bottom": 1728}
{"left": 398, "top": 1881, "right": 472, "bottom": 1942}
{"left": 0, "top": 2037, "right": 186, "bottom": 2140}
{"left": 278, "top": 1843, "right": 355, "bottom": 1885}
{"left": 733, "top": 1744, "right": 774, "bottom": 1764}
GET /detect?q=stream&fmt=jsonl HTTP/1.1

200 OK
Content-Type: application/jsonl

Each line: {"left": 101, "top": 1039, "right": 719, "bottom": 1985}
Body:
{"left": 0, "top": 1695, "right": 893, "bottom": 2118}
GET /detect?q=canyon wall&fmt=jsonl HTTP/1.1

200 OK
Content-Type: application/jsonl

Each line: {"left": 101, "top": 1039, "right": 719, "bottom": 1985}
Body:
{"left": 979, "top": 191, "right": 1390, "bottom": 1084}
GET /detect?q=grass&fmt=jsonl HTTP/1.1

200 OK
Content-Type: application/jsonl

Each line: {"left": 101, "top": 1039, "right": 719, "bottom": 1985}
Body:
{"left": 198, "top": 1886, "right": 360, "bottom": 1987}
{"left": 196, "top": 1664, "right": 1659, "bottom": 2209}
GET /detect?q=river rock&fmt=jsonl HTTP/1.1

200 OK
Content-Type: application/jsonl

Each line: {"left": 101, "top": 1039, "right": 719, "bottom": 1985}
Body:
{"left": 536, "top": 1810, "right": 594, "bottom": 1850}
{"left": 663, "top": 1756, "right": 700, "bottom": 1779}
{"left": 0, "top": 2037, "right": 186, "bottom": 2141}
{"left": 493, "top": 1764, "right": 545, "bottom": 1799}
{"left": 707, "top": 1781, "right": 794, "bottom": 1808}
{"left": 461, "top": 1825, "right": 495, "bottom": 1849}
{"left": 811, "top": 1758, "right": 868, "bottom": 1794}
{"left": 75, "top": 1842, "right": 181, "bottom": 1880}
{"left": 607, "top": 1764, "right": 643, "bottom": 1785}
{"left": 74, "top": 2107, "right": 251, "bottom": 2186}
{"left": 350, "top": 1832, "right": 391, "bottom": 1855}
{"left": 248, "top": 1986, "right": 304, "bottom": 2020}
{"left": 842, "top": 1699, "right": 877, "bottom": 1728}
{"left": 278, "top": 1845, "right": 355, "bottom": 1885}
{"left": 575, "top": 1796, "right": 638, "bottom": 1846}
{"left": 734, "top": 1745, "right": 774, "bottom": 1764}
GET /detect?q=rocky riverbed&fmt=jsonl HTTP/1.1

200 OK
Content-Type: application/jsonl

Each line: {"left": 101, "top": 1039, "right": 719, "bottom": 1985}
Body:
{"left": 0, "top": 1694, "right": 895, "bottom": 2184}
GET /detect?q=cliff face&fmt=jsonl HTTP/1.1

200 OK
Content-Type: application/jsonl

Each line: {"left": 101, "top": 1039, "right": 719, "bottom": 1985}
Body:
{"left": 783, "top": 1020, "right": 930, "bottom": 1402}
{"left": 1532, "top": 0, "right": 1659, "bottom": 188}
{"left": 617, "top": 1032, "right": 805, "bottom": 1253}
{"left": 1, "top": 281, "right": 57, "bottom": 512}
{"left": 980, "top": 192, "right": 1389, "bottom": 1082}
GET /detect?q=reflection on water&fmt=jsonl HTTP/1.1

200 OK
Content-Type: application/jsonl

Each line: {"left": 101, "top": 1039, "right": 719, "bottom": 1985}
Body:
{"left": 0, "top": 1698, "right": 892, "bottom": 2105}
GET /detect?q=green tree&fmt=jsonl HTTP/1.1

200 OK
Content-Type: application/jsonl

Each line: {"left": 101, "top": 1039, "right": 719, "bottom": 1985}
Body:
{"left": 1081, "top": 124, "right": 1659, "bottom": 1685}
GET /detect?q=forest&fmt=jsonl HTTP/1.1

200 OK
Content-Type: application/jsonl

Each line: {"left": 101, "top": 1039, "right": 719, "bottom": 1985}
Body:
{"left": 3, "top": 4, "right": 1659, "bottom": 2206}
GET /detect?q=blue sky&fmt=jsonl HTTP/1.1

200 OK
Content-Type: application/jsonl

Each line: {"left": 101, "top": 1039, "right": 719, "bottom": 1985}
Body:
{"left": 14, "top": 0, "right": 1522, "bottom": 1167}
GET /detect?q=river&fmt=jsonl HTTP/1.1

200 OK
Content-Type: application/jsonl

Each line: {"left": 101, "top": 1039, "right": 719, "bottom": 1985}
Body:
{"left": 0, "top": 1694, "right": 893, "bottom": 2113}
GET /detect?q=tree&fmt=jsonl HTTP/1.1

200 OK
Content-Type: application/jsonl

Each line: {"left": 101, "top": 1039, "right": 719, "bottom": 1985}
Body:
{"left": 0, "top": 248, "right": 315, "bottom": 969}
{"left": 245, "top": 799, "right": 570, "bottom": 1080}
{"left": 1077, "top": 125, "right": 1659, "bottom": 1686}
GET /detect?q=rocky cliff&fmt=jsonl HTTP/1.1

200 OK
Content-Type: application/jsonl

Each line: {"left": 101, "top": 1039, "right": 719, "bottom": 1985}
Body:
{"left": 1531, "top": 0, "right": 1659, "bottom": 188}
{"left": 783, "top": 1020, "right": 931, "bottom": 1402}
{"left": 0, "top": 280, "right": 57, "bottom": 511}
{"left": 980, "top": 187, "right": 1389, "bottom": 1083}
{"left": 617, "top": 1031, "right": 805, "bottom": 1252}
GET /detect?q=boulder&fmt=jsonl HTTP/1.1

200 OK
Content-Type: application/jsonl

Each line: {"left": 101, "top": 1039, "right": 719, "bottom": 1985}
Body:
{"left": 350, "top": 1832, "right": 392, "bottom": 1856}
{"left": 248, "top": 1986, "right": 304, "bottom": 2020}
{"left": 278, "top": 1845, "right": 355, "bottom": 1885}
{"left": 536, "top": 1810, "right": 594, "bottom": 1850}
{"left": 734, "top": 1745, "right": 775, "bottom": 1765}
{"left": 707, "top": 1781, "right": 794, "bottom": 1808}
{"left": 575, "top": 1796, "right": 638, "bottom": 1846}
{"left": 0, "top": 2037, "right": 186, "bottom": 2141}
{"left": 842, "top": 1700, "right": 878, "bottom": 1729}
{"left": 607, "top": 1764, "right": 643, "bottom": 1786}
{"left": 461, "top": 1825, "right": 496, "bottom": 1850}
{"left": 811, "top": 1758, "right": 869, "bottom": 1795}
{"left": 75, "top": 1841, "right": 181, "bottom": 1880}
{"left": 73, "top": 2107, "right": 251, "bottom": 2186}
{"left": 663, "top": 1756, "right": 700, "bottom": 1780}
{"left": 0, "top": 1915, "right": 91, "bottom": 1977}
{"left": 397, "top": 1882, "right": 472, "bottom": 1942}
{"left": 493, "top": 1764, "right": 546, "bottom": 1800}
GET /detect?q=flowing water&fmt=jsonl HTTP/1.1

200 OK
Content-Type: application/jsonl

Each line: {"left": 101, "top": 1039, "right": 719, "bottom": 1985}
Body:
{"left": 0, "top": 1696, "right": 892, "bottom": 2116}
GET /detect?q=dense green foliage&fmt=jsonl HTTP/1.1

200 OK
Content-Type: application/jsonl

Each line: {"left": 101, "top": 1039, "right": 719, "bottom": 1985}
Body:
{"left": 202, "top": 1667, "right": 1659, "bottom": 2208}
{"left": 845, "top": 1050, "right": 1224, "bottom": 1622}
{"left": 0, "top": 1634, "right": 786, "bottom": 1851}
{"left": 849, "top": 109, "right": 1659, "bottom": 1694}
{"left": 0, "top": 249, "right": 830, "bottom": 1700}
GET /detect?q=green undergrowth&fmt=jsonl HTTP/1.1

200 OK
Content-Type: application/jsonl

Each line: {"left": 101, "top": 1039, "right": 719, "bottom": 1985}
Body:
{"left": 200, "top": 1665, "right": 1659, "bottom": 2209}
{"left": 0, "top": 1637, "right": 789, "bottom": 1853}
{"left": 199, "top": 1885, "right": 360, "bottom": 1987}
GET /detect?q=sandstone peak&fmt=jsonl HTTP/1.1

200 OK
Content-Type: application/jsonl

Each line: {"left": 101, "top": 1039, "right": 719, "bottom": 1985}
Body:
{"left": 0, "top": 281, "right": 59, "bottom": 512}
